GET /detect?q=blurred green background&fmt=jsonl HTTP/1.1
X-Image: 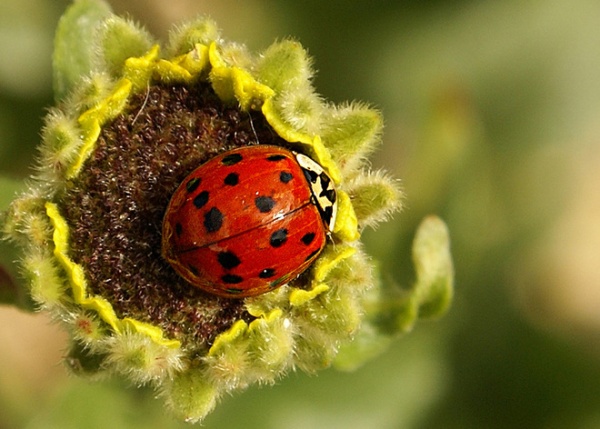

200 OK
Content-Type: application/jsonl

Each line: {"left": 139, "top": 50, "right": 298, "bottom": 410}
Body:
{"left": 2, "top": 0, "right": 600, "bottom": 428}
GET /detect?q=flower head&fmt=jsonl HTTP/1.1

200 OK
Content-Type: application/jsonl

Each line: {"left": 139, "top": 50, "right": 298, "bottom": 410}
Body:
{"left": 2, "top": 2, "right": 452, "bottom": 423}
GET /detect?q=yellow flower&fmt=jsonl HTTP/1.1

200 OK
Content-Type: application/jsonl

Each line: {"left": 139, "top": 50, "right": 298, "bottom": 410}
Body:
{"left": 1, "top": 3, "right": 452, "bottom": 423}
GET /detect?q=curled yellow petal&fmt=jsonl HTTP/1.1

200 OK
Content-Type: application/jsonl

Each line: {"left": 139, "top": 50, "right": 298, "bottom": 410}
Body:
{"left": 333, "top": 190, "right": 360, "bottom": 241}
{"left": 122, "top": 318, "right": 181, "bottom": 349}
{"left": 45, "top": 202, "right": 180, "bottom": 348}
{"left": 312, "top": 244, "right": 357, "bottom": 283}
{"left": 208, "top": 320, "right": 248, "bottom": 356}
{"left": 122, "top": 44, "right": 160, "bottom": 90}
{"left": 68, "top": 78, "right": 132, "bottom": 179}
{"left": 209, "top": 43, "right": 274, "bottom": 109}
{"left": 289, "top": 284, "right": 330, "bottom": 307}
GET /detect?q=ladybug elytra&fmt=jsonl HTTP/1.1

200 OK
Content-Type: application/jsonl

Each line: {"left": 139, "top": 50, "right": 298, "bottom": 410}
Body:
{"left": 162, "top": 145, "right": 337, "bottom": 298}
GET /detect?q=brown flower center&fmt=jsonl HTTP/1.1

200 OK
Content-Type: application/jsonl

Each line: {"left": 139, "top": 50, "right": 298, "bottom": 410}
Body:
{"left": 61, "top": 82, "right": 288, "bottom": 350}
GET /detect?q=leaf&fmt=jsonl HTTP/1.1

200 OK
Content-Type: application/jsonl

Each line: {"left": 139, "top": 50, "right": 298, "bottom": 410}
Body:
{"left": 0, "top": 175, "right": 33, "bottom": 310}
{"left": 334, "top": 216, "right": 454, "bottom": 370}
{"left": 411, "top": 215, "right": 454, "bottom": 319}
{"left": 53, "top": 0, "right": 112, "bottom": 102}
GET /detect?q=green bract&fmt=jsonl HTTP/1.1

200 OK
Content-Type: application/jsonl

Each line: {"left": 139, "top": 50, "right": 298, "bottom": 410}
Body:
{"left": 1, "top": 1, "right": 453, "bottom": 423}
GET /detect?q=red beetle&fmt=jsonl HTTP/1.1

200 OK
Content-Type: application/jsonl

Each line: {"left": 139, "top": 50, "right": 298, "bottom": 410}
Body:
{"left": 162, "top": 145, "right": 337, "bottom": 298}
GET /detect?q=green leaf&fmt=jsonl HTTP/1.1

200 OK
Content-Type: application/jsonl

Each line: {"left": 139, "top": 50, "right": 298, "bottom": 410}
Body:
{"left": 411, "top": 215, "right": 454, "bottom": 319}
{"left": 53, "top": 0, "right": 112, "bottom": 102}
{"left": 167, "top": 16, "right": 220, "bottom": 56}
{"left": 349, "top": 172, "right": 403, "bottom": 229}
{"left": 0, "top": 175, "right": 33, "bottom": 310}
{"left": 256, "top": 40, "right": 313, "bottom": 93}
{"left": 163, "top": 368, "right": 219, "bottom": 423}
{"left": 321, "top": 104, "right": 383, "bottom": 174}
{"left": 334, "top": 216, "right": 454, "bottom": 370}
{"left": 98, "top": 17, "right": 154, "bottom": 78}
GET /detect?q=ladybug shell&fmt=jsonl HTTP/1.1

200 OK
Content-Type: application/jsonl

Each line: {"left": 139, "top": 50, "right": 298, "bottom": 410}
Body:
{"left": 162, "top": 145, "right": 334, "bottom": 298}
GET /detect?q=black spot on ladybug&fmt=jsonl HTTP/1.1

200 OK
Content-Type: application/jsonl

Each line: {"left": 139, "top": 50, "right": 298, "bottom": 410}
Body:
{"left": 320, "top": 206, "right": 333, "bottom": 226}
{"left": 193, "top": 191, "right": 209, "bottom": 209}
{"left": 259, "top": 268, "right": 276, "bottom": 278}
{"left": 175, "top": 222, "right": 183, "bottom": 237}
{"left": 302, "top": 168, "right": 318, "bottom": 184}
{"left": 270, "top": 228, "right": 288, "bottom": 247}
{"left": 255, "top": 196, "right": 276, "bottom": 213}
{"left": 221, "top": 153, "right": 243, "bottom": 166}
{"left": 280, "top": 171, "right": 293, "bottom": 184}
{"left": 204, "top": 207, "right": 223, "bottom": 232}
{"left": 217, "top": 251, "right": 241, "bottom": 269}
{"left": 301, "top": 232, "right": 316, "bottom": 245}
{"left": 188, "top": 264, "right": 199, "bottom": 276}
{"left": 267, "top": 154, "right": 286, "bottom": 161}
{"left": 304, "top": 248, "right": 321, "bottom": 262}
{"left": 186, "top": 177, "right": 201, "bottom": 193}
{"left": 222, "top": 274, "right": 243, "bottom": 284}
{"left": 323, "top": 189, "right": 336, "bottom": 203}
{"left": 319, "top": 172, "right": 331, "bottom": 189}
{"left": 224, "top": 172, "right": 239, "bottom": 186}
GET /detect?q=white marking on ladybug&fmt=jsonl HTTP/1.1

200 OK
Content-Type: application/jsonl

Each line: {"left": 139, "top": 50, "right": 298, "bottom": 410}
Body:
{"left": 295, "top": 152, "right": 337, "bottom": 232}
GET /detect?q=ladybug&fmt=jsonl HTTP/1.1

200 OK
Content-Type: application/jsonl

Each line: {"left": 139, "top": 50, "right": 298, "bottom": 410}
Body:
{"left": 162, "top": 145, "right": 337, "bottom": 298}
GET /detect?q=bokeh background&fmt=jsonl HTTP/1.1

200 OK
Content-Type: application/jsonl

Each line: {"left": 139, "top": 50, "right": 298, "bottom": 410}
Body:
{"left": 2, "top": 1, "right": 600, "bottom": 428}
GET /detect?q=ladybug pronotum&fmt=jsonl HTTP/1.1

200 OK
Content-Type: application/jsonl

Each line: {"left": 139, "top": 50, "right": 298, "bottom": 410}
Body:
{"left": 162, "top": 145, "right": 337, "bottom": 298}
